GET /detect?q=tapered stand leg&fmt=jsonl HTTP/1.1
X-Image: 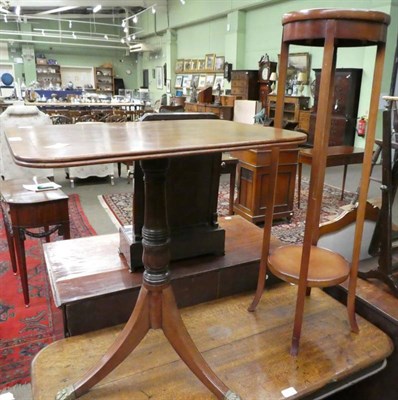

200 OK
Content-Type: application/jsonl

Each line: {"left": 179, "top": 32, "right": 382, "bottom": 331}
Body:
{"left": 248, "top": 147, "right": 280, "bottom": 312}
{"left": 56, "top": 158, "right": 240, "bottom": 400}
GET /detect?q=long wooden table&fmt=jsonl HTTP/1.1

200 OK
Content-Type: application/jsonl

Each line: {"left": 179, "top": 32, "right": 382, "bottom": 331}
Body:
{"left": 5, "top": 120, "right": 306, "bottom": 400}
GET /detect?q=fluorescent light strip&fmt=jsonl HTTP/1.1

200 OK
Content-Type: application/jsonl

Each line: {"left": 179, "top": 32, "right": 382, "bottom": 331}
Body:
{"left": 93, "top": 5, "right": 102, "bottom": 13}
{"left": 0, "top": 7, "right": 10, "bottom": 14}
{"left": 33, "top": 28, "right": 120, "bottom": 38}
{"left": 15, "top": 5, "right": 20, "bottom": 15}
{"left": 35, "top": 6, "right": 79, "bottom": 15}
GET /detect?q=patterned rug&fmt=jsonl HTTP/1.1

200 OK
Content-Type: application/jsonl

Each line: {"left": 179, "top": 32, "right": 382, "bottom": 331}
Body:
{"left": 98, "top": 179, "right": 356, "bottom": 244}
{"left": 0, "top": 194, "right": 96, "bottom": 390}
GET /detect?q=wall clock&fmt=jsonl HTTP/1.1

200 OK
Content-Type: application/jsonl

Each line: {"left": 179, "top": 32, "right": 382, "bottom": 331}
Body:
{"left": 258, "top": 53, "right": 271, "bottom": 83}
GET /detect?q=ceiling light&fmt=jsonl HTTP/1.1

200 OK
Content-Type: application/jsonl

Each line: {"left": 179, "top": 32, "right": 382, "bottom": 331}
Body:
{"left": 15, "top": 5, "right": 20, "bottom": 15}
{"left": 41, "top": 29, "right": 45, "bottom": 36}
{"left": 132, "top": 15, "right": 138, "bottom": 24}
{"left": 123, "top": 26, "right": 128, "bottom": 33}
{"left": 104, "top": 34, "right": 108, "bottom": 40}
{"left": 152, "top": 6, "right": 156, "bottom": 14}
{"left": 121, "top": 20, "right": 126, "bottom": 28}
{"left": 180, "top": 0, "right": 186, "bottom": 4}
{"left": 72, "top": 32, "right": 76, "bottom": 39}
{"left": 36, "top": 6, "right": 78, "bottom": 15}
{"left": 3, "top": 14, "right": 7, "bottom": 22}
{"left": 121, "top": 38, "right": 125, "bottom": 44}
{"left": 93, "top": 5, "right": 102, "bottom": 13}
{"left": 132, "top": 34, "right": 136, "bottom": 40}
{"left": 69, "top": 20, "right": 72, "bottom": 28}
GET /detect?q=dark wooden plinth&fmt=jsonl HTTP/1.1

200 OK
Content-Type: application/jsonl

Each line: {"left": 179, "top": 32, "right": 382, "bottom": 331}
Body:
{"left": 44, "top": 216, "right": 280, "bottom": 336}
{"left": 119, "top": 224, "right": 225, "bottom": 271}
{"left": 32, "top": 285, "right": 393, "bottom": 400}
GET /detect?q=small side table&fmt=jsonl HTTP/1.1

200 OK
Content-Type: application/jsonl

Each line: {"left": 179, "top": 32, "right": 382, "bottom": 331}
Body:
{"left": 0, "top": 178, "right": 70, "bottom": 306}
{"left": 297, "top": 145, "right": 364, "bottom": 207}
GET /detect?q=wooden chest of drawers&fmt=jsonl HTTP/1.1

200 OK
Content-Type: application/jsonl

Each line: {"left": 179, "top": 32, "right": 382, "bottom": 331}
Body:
{"left": 184, "top": 102, "right": 233, "bottom": 120}
{"left": 231, "top": 70, "right": 259, "bottom": 100}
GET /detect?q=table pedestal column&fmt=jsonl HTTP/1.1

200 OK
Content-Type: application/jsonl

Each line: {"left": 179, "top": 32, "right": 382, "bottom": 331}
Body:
{"left": 56, "top": 158, "right": 240, "bottom": 400}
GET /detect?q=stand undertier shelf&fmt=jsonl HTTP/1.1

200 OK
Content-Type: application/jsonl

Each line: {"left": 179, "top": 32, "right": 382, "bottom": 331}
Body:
{"left": 268, "top": 245, "right": 350, "bottom": 287}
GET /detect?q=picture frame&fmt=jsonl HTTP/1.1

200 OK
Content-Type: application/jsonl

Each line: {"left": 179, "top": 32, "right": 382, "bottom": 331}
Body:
{"left": 198, "top": 75, "right": 207, "bottom": 88}
{"left": 166, "top": 79, "right": 171, "bottom": 93}
{"left": 156, "top": 66, "right": 163, "bottom": 89}
{"left": 205, "top": 74, "right": 215, "bottom": 87}
{"left": 175, "top": 59, "right": 184, "bottom": 73}
{"left": 215, "top": 56, "right": 225, "bottom": 72}
{"left": 213, "top": 75, "right": 224, "bottom": 90}
{"left": 192, "top": 75, "right": 200, "bottom": 88}
{"left": 281, "top": 52, "right": 310, "bottom": 85}
{"left": 175, "top": 75, "right": 183, "bottom": 88}
{"left": 184, "top": 59, "right": 191, "bottom": 72}
{"left": 205, "top": 53, "right": 215, "bottom": 71}
{"left": 182, "top": 74, "right": 192, "bottom": 88}
{"left": 197, "top": 59, "right": 206, "bottom": 71}
{"left": 190, "top": 59, "right": 198, "bottom": 71}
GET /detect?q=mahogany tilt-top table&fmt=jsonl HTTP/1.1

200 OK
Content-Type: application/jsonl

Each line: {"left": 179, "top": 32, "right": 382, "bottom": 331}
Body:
{"left": 5, "top": 120, "right": 306, "bottom": 400}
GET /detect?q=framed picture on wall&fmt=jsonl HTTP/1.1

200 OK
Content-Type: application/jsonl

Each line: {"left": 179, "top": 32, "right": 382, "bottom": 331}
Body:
{"left": 205, "top": 53, "right": 215, "bottom": 71}
{"left": 213, "top": 75, "right": 224, "bottom": 90}
{"left": 156, "top": 66, "right": 163, "bottom": 89}
{"left": 205, "top": 74, "right": 215, "bottom": 87}
{"left": 182, "top": 74, "right": 192, "bottom": 88}
{"left": 198, "top": 75, "right": 207, "bottom": 88}
{"left": 175, "top": 59, "right": 184, "bottom": 73}
{"left": 175, "top": 75, "right": 183, "bottom": 88}
{"left": 280, "top": 52, "right": 310, "bottom": 84}
{"left": 192, "top": 75, "right": 200, "bottom": 88}
{"left": 184, "top": 59, "right": 191, "bottom": 72}
{"left": 215, "top": 56, "right": 225, "bottom": 72}
{"left": 190, "top": 59, "right": 198, "bottom": 71}
{"left": 197, "top": 59, "right": 206, "bottom": 71}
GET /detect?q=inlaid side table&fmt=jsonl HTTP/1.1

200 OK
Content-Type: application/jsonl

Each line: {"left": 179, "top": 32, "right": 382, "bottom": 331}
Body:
{"left": 0, "top": 178, "right": 70, "bottom": 306}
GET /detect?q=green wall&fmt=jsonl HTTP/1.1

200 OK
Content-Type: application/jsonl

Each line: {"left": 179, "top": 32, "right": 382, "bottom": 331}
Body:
{"left": 1, "top": 0, "right": 397, "bottom": 144}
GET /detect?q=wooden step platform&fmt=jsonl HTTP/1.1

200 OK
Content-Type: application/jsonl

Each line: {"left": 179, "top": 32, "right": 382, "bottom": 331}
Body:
{"left": 44, "top": 216, "right": 282, "bottom": 336}
{"left": 32, "top": 284, "right": 393, "bottom": 400}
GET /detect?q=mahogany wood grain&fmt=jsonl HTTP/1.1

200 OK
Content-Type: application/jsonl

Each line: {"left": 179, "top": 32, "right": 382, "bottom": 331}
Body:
{"left": 4, "top": 120, "right": 306, "bottom": 168}
{"left": 251, "top": 8, "right": 390, "bottom": 356}
{"left": 31, "top": 285, "right": 393, "bottom": 400}
{"left": 5, "top": 120, "right": 305, "bottom": 399}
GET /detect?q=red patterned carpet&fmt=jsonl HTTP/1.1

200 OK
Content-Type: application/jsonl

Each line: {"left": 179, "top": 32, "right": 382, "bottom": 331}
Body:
{"left": 99, "top": 180, "right": 356, "bottom": 244}
{"left": 0, "top": 194, "right": 96, "bottom": 390}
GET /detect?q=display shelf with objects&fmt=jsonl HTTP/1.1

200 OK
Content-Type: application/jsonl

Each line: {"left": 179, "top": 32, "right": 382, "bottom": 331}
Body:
{"left": 94, "top": 66, "right": 114, "bottom": 94}
{"left": 267, "top": 94, "right": 310, "bottom": 124}
{"left": 35, "top": 64, "right": 62, "bottom": 89}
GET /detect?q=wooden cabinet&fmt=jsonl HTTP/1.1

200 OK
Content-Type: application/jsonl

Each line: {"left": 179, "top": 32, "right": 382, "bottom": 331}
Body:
{"left": 298, "top": 110, "right": 311, "bottom": 132}
{"left": 232, "top": 146, "right": 299, "bottom": 223}
{"left": 231, "top": 70, "right": 259, "bottom": 100}
{"left": 35, "top": 64, "right": 61, "bottom": 88}
{"left": 307, "top": 68, "right": 362, "bottom": 146}
{"left": 94, "top": 66, "right": 114, "bottom": 94}
{"left": 184, "top": 102, "right": 233, "bottom": 120}
{"left": 267, "top": 95, "right": 309, "bottom": 122}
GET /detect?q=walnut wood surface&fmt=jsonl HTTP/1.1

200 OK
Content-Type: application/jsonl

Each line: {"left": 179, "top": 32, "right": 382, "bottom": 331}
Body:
{"left": 31, "top": 285, "right": 393, "bottom": 400}
{"left": 4, "top": 120, "right": 306, "bottom": 168}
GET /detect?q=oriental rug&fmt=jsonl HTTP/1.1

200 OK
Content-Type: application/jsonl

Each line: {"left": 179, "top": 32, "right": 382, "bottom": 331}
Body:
{"left": 98, "top": 179, "right": 356, "bottom": 244}
{"left": 0, "top": 194, "right": 96, "bottom": 390}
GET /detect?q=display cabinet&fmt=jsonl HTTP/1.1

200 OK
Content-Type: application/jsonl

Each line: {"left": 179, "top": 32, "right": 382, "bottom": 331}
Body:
{"left": 94, "top": 66, "right": 114, "bottom": 94}
{"left": 35, "top": 64, "right": 62, "bottom": 88}
{"left": 231, "top": 70, "right": 259, "bottom": 100}
{"left": 307, "top": 68, "right": 363, "bottom": 146}
{"left": 267, "top": 95, "right": 309, "bottom": 122}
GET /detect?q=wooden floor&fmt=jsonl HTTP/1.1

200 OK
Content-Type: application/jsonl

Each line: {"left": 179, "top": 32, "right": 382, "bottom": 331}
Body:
{"left": 31, "top": 284, "right": 392, "bottom": 400}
